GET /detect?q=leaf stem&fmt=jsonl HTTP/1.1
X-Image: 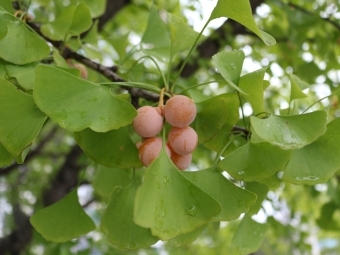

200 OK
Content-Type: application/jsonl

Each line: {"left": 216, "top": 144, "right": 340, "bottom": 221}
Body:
{"left": 178, "top": 80, "right": 225, "bottom": 94}
{"left": 129, "top": 55, "right": 169, "bottom": 90}
{"left": 302, "top": 91, "right": 340, "bottom": 114}
{"left": 237, "top": 91, "right": 247, "bottom": 129}
{"left": 170, "top": 20, "right": 210, "bottom": 92}
{"left": 213, "top": 139, "right": 234, "bottom": 166}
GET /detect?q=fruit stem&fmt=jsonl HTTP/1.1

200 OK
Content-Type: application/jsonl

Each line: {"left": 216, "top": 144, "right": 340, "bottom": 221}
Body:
{"left": 158, "top": 88, "right": 165, "bottom": 109}
{"left": 237, "top": 91, "right": 248, "bottom": 129}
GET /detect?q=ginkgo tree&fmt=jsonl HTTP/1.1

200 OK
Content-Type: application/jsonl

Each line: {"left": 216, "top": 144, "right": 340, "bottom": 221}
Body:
{"left": 0, "top": 0, "right": 340, "bottom": 254}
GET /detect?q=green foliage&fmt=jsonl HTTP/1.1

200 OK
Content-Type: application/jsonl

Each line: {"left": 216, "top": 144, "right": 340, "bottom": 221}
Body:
{"left": 30, "top": 189, "right": 96, "bottom": 242}
{"left": 1, "top": 0, "right": 340, "bottom": 254}
{"left": 34, "top": 65, "right": 137, "bottom": 132}
{"left": 0, "top": 78, "right": 46, "bottom": 156}
{"left": 74, "top": 127, "right": 141, "bottom": 168}
{"left": 101, "top": 179, "right": 158, "bottom": 250}
{"left": 134, "top": 148, "right": 221, "bottom": 240}
{"left": 0, "top": 12, "right": 49, "bottom": 64}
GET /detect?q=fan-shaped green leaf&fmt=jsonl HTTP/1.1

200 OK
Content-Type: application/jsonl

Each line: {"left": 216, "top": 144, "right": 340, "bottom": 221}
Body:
{"left": 168, "top": 13, "right": 201, "bottom": 56}
{"left": 250, "top": 111, "right": 327, "bottom": 150}
{"left": 289, "top": 74, "right": 309, "bottom": 101}
{"left": 0, "top": 78, "right": 47, "bottom": 156}
{"left": 182, "top": 166, "right": 256, "bottom": 221}
{"left": 80, "top": 0, "right": 106, "bottom": 18}
{"left": 231, "top": 215, "right": 268, "bottom": 255}
{"left": 239, "top": 67, "right": 267, "bottom": 115}
{"left": 75, "top": 127, "right": 141, "bottom": 168}
{"left": 316, "top": 202, "right": 340, "bottom": 230}
{"left": 0, "top": 14, "right": 49, "bottom": 64}
{"left": 167, "top": 224, "right": 207, "bottom": 247}
{"left": 4, "top": 61, "right": 37, "bottom": 90}
{"left": 92, "top": 165, "right": 131, "bottom": 198}
{"left": 282, "top": 118, "right": 340, "bottom": 185}
{"left": 101, "top": 179, "right": 158, "bottom": 250}
{"left": 245, "top": 182, "right": 268, "bottom": 216}
{"left": 196, "top": 93, "right": 239, "bottom": 142}
{"left": 0, "top": 0, "right": 13, "bottom": 13}
{"left": 141, "top": 7, "right": 170, "bottom": 59}
{"left": 41, "top": 3, "right": 92, "bottom": 40}
{"left": 0, "top": 19, "right": 7, "bottom": 40}
{"left": 0, "top": 143, "right": 12, "bottom": 167}
{"left": 209, "top": 0, "right": 276, "bottom": 46}
{"left": 134, "top": 148, "right": 221, "bottom": 240}
{"left": 219, "top": 142, "right": 292, "bottom": 182}
{"left": 34, "top": 65, "right": 136, "bottom": 132}
{"left": 30, "top": 189, "right": 95, "bottom": 243}
{"left": 211, "top": 51, "right": 245, "bottom": 93}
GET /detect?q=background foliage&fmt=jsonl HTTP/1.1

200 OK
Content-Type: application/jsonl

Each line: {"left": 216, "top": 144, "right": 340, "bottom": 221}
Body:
{"left": 0, "top": 0, "right": 340, "bottom": 254}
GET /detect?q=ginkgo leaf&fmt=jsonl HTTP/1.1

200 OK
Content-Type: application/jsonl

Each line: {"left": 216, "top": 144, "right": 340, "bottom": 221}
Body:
{"left": 41, "top": 3, "right": 92, "bottom": 40}
{"left": 245, "top": 182, "right": 269, "bottom": 216}
{"left": 167, "top": 224, "right": 207, "bottom": 247}
{"left": 181, "top": 166, "right": 256, "bottom": 221}
{"left": 0, "top": 18, "right": 7, "bottom": 40}
{"left": 283, "top": 117, "right": 340, "bottom": 185}
{"left": 0, "top": 143, "right": 12, "bottom": 167}
{"left": 0, "top": 13, "right": 49, "bottom": 64}
{"left": 209, "top": 0, "right": 276, "bottom": 46}
{"left": 0, "top": 78, "right": 46, "bottom": 156}
{"left": 74, "top": 126, "right": 141, "bottom": 168}
{"left": 219, "top": 142, "right": 292, "bottom": 182}
{"left": 231, "top": 214, "right": 268, "bottom": 254}
{"left": 250, "top": 111, "right": 327, "bottom": 150}
{"left": 289, "top": 74, "right": 309, "bottom": 101}
{"left": 168, "top": 13, "right": 201, "bottom": 56}
{"left": 211, "top": 51, "right": 245, "bottom": 93}
{"left": 30, "top": 189, "right": 95, "bottom": 243}
{"left": 141, "top": 7, "right": 170, "bottom": 59}
{"left": 239, "top": 67, "right": 267, "bottom": 115}
{"left": 4, "top": 61, "right": 37, "bottom": 90}
{"left": 92, "top": 165, "right": 131, "bottom": 199}
{"left": 101, "top": 180, "right": 158, "bottom": 250}
{"left": 34, "top": 65, "right": 136, "bottom": 132}
{"left": 134, "top": 148, "right": 221, "bottom": 240}
{"left": 196, "top": 93, "right": 239, "bottom": 143}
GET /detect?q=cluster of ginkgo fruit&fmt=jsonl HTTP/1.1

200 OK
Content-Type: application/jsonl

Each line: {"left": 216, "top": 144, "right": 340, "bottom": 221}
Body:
{"left": 133, "top": 95, "right": 198, "bottom": 170}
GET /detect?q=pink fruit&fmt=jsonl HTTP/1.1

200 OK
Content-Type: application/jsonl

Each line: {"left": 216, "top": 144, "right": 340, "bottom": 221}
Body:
{"left": 138, "top": 137, "right": 171, "bottom": 167}
{"left": 168, "top": 126, "right": 198, "bottom": 155}
{"left": 171, "top": 152, "right": 192, "bottom": 170}
{"left": 164, "top": 95, "right": 196, "bottom": 128}
{"left": 133, "top": 106, "right": 164, "bottom": 137}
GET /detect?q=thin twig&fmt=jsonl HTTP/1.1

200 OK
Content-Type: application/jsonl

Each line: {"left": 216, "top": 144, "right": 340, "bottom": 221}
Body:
{"left": 286, "top": 1, "right": 340, "bottom": 31}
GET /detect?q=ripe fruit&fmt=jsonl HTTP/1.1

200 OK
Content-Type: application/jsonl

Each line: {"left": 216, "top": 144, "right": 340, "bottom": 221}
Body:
{"left": 164, "top": 95, "right": 196, "bottom": 128}
{"left": 171, "top": 152, "right": 192, "bottom": 170}
{"left": 138, "top": 137, "right": 171, "bottom": 167}
{"left": 168, "top": 126, "right": 198, "bottom": 155}
{"left": 133, "top": 106, "right": 164, "bottom": 138}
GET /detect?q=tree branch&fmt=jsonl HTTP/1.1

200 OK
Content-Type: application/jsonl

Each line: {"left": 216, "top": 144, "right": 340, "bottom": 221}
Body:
{"left": 97, "top": 0, "right": 131, "bottom": 31}
{"left": 43, "top": 145, "right": 84, "bottom": 206}
{"left": 286, "top": 1, "right": 340, "bottom": 31}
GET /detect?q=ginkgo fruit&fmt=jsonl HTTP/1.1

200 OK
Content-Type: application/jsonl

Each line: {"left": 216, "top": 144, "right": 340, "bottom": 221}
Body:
{"left": 133, "top": 106, "right": 164, "bottom": 138}
{"left": 164, "top": 95, "right": 196, "bottom": 128}
{"left": 171, "top": 152, "right": 192, "bottom": 170}
{"left": 138, "top": 137, "right": 171, "bottom": 167}
{"left": 168, "top": 126, "right": 198, "bottom": 155}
